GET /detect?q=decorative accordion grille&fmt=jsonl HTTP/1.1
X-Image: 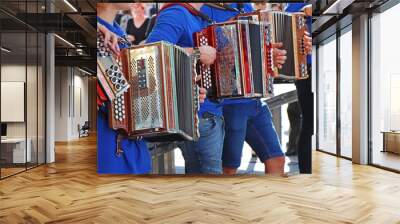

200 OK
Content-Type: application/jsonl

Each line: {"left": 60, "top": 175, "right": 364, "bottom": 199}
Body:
{"left": 215, "top": 25, "right": 242, "bottom": 96}
{"left": 130, "top": 53, "right": 164, "bottom": 131}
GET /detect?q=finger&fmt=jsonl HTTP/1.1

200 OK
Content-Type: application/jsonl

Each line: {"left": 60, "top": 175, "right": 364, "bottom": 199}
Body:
{"left": 276, "top": 60, "right": 286, "bottom": 65}
{"left": 199, "top": 88, "right": 207, "bottom": 94}
{"left": 277, "top": 55, "right": 287, "bottom": 61}
{"left": 104, "top": 32, "right": 111, "bottom": 46}
{"left": 112, "top": 36, "right": 120, "bottom": 52}
{"left": 272, "top": 42, "right": 283, "bottom": 48}
{"left": 110, "top": 43, "right": 120, "bottom": 56}
{"left": 195, "top": 75, "right": 201, "bottom": 81}
{"left": 275, "top": 50, "right": 287, "bottom": 57}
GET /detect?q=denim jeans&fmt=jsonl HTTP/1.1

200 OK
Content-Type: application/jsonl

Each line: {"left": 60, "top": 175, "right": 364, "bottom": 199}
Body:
{"left": 180, "top": 112, "right": 225, "bottom": 174}
{"left": 222, "top": 100, "right": 284, "bottom": 168}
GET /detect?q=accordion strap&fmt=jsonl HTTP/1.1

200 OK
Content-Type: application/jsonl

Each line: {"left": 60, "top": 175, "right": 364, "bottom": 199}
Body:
{"left": 159, "top": 3, "right": 213, "bottom": 24}
{"left": 204, "top": 3, "right": 239, "bottom": 12}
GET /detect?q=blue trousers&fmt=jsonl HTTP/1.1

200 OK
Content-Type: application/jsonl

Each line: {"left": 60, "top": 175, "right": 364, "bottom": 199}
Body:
{"left": 222, "top": 100, "right": 284, "bottom": 168}
{"left": 180, "top": 112, "right": 225, "bottom": 174}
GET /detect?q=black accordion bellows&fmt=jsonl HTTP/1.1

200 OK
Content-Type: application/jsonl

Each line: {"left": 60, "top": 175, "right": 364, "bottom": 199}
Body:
{"left": 272, "top": 13, "right": 295, "bottom": 79}
{"left": 248, "top": 22, "right": 264, "bottom": 95}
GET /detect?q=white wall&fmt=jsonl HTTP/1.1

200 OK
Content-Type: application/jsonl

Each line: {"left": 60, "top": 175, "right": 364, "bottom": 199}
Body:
{"left": 54, "top": 67, "right": 89, "bottom": 141}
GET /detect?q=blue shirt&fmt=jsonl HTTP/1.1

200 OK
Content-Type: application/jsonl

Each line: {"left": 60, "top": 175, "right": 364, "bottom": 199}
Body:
{"left": 285, "top": 3, "right": 312, "bottom": 64}
{"left": 97, "top": 16, "right": 151, "bottom": 174}
{"left": 201, "top": 3, "right": 255, "bottom": 105}
{"left": 146, "top": 5, "right": 223, "bottom": 117}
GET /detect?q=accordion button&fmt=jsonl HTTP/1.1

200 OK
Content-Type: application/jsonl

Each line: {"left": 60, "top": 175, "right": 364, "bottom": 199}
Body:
{"left": 114, "top": 104, "right": 118, "bottom": 109}
{"left": 107, "top": 70, "right": 113, "bottom": 77}
{"left": 121, "top": 95, "right": 124, "bottom": 100}
{"left": 122, "top": 105, "right": 125, "bottom": 109}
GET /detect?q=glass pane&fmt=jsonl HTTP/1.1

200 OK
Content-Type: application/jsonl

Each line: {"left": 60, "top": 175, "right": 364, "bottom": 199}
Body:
{"left": 1, "top": 30, "right": 27, "bottom": 177}
{"left": 27, "top": 31, "right": 38, "bottom": 169}
{"left": 371, "top": 4, "right": 400, "bottom": 171}
{"left": 339, "top": 29, "right": 352, "bottom": 158}
{"left": 317, "top": 36, "right": 337, "bottom": 154}
{"left": 38, "top": 32, "right": 46, "bottom": 165}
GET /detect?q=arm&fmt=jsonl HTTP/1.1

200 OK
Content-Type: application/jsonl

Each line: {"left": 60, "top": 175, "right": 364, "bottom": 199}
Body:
{"left": 146, "top": 8, "right": 185, "bottom": 45}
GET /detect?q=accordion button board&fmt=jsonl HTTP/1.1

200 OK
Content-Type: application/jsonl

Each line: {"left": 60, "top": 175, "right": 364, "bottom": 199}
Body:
{"left": 97, "top": 31, "right": 130, "bottom": 102}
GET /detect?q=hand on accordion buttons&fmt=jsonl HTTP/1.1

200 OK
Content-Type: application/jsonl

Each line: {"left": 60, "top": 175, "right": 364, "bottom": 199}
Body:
{"left": 272, "top": 42, "right": 287, "bottom": 69}
{"left": 199, "top": 87, "right": 207, "bottom": 103}
{"left": 98, "top": 23, "right": 121, "bottom": 56}
{"left": 303, "top": 32, "right": 312, "bottom": 55}
{"left": 199, "top": 45, "right": 217, "bottom": 65}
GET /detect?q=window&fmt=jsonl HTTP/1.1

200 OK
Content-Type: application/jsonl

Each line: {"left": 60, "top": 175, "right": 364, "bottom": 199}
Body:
{"left": 339, "top": 28, "right": 352, "bottom": 158}
{"left": 0, "top": 1, "right": 47, "bottom": 179}
{"left": 317, "top": 36, "right": 337, "bottom": 154}
{"left": 370, "top": 3, "right": 400, "bottom": 171}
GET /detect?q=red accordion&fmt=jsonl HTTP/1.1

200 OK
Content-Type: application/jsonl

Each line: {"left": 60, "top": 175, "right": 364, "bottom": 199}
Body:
{"left": 236, "top": 10, "right": 309, "bottom": 80}
{"left": 194, "top": 20, "right": 274, "bottom": 99}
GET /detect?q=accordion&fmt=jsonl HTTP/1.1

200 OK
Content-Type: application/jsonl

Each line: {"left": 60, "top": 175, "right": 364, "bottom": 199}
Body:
{"left": 97, "top": 40, "right": 199, "bottom": 142}
{"left": 237, "top": 10, "right": 309, "bottom": 80}
{"left": 194, "top": 20, "right": 274, "bottom": 99}
{"left": 97, "top": 32, "right": 130, "bottom": 101}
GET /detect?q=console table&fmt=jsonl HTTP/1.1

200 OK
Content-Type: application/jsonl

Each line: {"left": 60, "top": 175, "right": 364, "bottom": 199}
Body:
{"left": 1, "top": 138, "right": 32, "bottom": 164}
{"left": 382, "top": 131, "right": 400, "bottom": 154}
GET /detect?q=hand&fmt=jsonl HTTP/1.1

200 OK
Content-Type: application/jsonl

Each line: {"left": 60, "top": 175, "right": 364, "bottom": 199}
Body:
{"left": 199, "top": 87, "right": 207, "bottom": 103}
{"left": 195, "top": 75, "right": 207, "bottom": 103}
{"left": 98, "top": 23, "right": 120, "bottom": 56}
{"left": 302, "top": 5, "right": 312, "bottom": 17}
{"left": 127, "top": 35, "right": 135, "bottom": 43}
{"left": 303, "top": 31, "right": 312, "bottom": 55}
{"left": 199, "top": 45, "right": 216, "bottom": 65}
{"left": 272, "top": 42, "right": 287, "bottom": 69}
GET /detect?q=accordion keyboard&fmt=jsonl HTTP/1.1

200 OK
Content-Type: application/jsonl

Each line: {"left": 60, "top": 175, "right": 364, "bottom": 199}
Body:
{"left": 97, "top": 31, "right": 130, "bottom": 101}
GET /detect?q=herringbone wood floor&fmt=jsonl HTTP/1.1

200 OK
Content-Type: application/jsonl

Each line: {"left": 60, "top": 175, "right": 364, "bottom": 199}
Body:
{"left": 1, "top": 135, "right": 400, "bottom": 224}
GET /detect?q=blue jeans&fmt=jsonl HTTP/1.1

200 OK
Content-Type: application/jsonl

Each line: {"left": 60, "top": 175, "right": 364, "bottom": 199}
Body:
{"left": 180, "top": 112, "right": 225, "bottom": 174}
{"left": 222, "top": 100, "right": 284, "bottom": 168}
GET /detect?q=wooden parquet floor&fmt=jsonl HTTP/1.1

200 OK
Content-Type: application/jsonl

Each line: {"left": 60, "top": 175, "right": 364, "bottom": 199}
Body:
{"left": 1, "top": 135, "right": 400, "bottom": 224}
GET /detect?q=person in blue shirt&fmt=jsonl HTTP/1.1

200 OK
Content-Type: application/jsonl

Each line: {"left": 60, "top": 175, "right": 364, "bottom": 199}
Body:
{"left": 201, "top": 3, "right": 288, "bottom": 175}
{"left": 146, "top": 3, "right": 223, "bottom": 174}
{"left": 97, "top": 3, "right": 151, "bottom": 174}
{"left": 285, "top": 3, "right": 313, "bottom": 174}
